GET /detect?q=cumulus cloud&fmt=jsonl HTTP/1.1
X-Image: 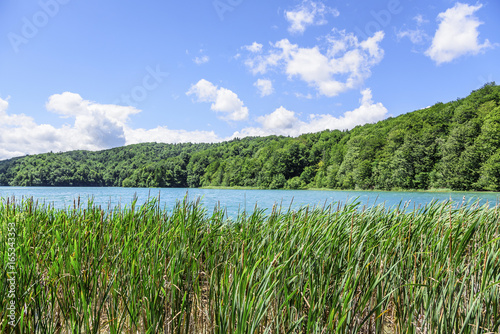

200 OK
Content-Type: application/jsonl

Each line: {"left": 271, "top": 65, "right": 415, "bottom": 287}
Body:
{"left": 254, "top": 79, "right": 274, "bottom": 97}
{"left": 186, "top": 79, "right": 218, "bottom": 102}
{"left": 244, "top": 30, "right": 384, "bottom": 97}
{"left": 425, "top": 3, "right": 493, "bottom": 65}
{"left": 0, "top": 93, "right": 142, "bottom": 159}
{"left": 46, "top": 92, "right": 141, "bottom": 148}
{"left": 233, "top": 88, "right": 388, "bottom": 138}
{"left": 186, "top": 79, "right": 249, "bottom": 121}
{"left": 258, "top": 106, "right": 297, "bottom": 129}
{"left": 285, "top": 0, "right": 339, "bottom": 34}
{"left": 0, "top": 99, "right": 65, "bottom": 159}
{"left": 47, "top": 92, "right": 139, "bottom": 125}
{"left": 0, "top": 94, "right": 223, "bottom": 160}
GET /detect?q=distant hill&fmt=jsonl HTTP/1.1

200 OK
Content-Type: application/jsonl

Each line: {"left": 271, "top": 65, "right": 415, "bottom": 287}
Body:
{"left": 1, "top": 83, "right": 499, "bottom": 191}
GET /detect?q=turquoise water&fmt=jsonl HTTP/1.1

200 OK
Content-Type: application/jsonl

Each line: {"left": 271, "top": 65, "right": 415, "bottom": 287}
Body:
{"left": 1, "top": 187, "right": 499, "bottom": 217}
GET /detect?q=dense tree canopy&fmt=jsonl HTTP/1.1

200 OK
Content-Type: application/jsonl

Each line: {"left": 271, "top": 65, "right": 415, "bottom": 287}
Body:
{"left": 1, "top": 83, "right": 499, "bottom": 191}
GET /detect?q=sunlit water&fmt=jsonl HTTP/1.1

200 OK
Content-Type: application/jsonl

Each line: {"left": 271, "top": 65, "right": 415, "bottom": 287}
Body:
{"left": 1, "top": 187, "right": 499, "bottom": 217}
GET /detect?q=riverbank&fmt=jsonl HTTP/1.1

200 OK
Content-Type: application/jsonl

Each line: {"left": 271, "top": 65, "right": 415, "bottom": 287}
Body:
{"left": 204, "top": 185, "right": 500, "bottom": 194}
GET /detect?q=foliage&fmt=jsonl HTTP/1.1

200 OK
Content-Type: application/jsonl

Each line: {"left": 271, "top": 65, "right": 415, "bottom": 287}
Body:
{"left": 1, "top": 83, "right": 499, "bottom": 191}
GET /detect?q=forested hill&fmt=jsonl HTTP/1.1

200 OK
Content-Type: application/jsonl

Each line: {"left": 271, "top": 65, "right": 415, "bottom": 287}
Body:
{"left": 1, "top": 83, "right": 499, "bottom": 191}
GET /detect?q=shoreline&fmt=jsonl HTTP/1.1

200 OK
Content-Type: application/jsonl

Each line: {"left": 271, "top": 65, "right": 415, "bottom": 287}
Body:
{"left": 201, "top": 186, "right": 500, "bottom": 194}
{"left": 1, "top": 184, "right": 499, "bottom": 195}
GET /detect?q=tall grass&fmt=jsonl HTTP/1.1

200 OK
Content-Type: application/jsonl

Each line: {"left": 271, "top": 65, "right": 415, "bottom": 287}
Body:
{"left": 1, "top": 196, "right": 499, "bottom": 333}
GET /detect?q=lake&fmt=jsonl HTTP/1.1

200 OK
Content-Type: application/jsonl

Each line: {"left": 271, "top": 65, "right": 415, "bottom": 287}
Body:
{"left": 1, "top": 187, "right": 499, "bottom": 217}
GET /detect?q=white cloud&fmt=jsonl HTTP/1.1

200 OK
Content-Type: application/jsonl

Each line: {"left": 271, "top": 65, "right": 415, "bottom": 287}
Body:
{"left": 0, "top": 93, "right": 145, "bottom": 159}
{"left": 0, "top": 93, "right": 223, "bottom": 160}
{"left": 45, "top": 92, "right": 88, "bottom": 117}
{"left": 244, "top": 42, "right": 263, "bottom": 53}
{"left": 212, "top": 88, "right": 249, "bottom": 121}
{"left": 285, "top": 0, "right": 339, "bottom": 34}
{"left": 258, "top": 106, "right": 297, "bottom": 129}
{"left": 186, "top": 79, "right": 218, "bottom": 102}
{"left": 186, "top": 79, "right": 249, "bottom": 121}
{"left": 233, "top": 88, "right": 388, "bottom": 138}
{"left": 254, "top": 79, "right": 274, "bottom": 97}
{"left": 244, "top": 30, "right": 384, "bottom": 97}
{"left": 46, "top": 92, "right": 142, "bottom": 148}
{"left": 193, "top": 55, "right": 210, "bottom": 65}
{"left": 426, "top": 3, "right": 493, "bottom": 65}
{"left": 0, "top": 99, "right": 76, "bottom": 159}
{"left": 47, "top": 92, "right": 139, "bottom": 125}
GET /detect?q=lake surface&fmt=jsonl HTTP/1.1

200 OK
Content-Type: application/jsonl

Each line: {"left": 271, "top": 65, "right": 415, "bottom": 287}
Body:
{"left": 1, "top": 187, "right": 499, "bottom": 217}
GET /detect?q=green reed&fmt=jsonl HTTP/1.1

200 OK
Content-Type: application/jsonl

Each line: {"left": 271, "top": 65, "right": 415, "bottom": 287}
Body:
{"left": 0, "top": 196, "right": 499, "bottom": 333}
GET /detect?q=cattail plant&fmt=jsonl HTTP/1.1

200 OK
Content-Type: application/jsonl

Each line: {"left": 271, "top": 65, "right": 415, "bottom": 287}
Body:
{"left": 0, "top": 197, "right": 499, "bottom": 333}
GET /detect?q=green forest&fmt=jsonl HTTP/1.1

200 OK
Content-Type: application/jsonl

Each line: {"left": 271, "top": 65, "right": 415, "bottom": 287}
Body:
{"left": 1, "top": 83, "right": 499, "bottom": 191}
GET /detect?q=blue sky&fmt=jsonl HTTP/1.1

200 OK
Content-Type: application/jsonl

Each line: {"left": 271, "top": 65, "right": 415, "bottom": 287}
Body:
{"left": 0, "top": 0, "right": 499, "bottom": 159}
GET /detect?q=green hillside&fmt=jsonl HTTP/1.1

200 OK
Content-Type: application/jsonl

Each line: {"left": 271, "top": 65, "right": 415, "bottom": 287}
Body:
{"left": 1, "top": 83, "right": 499, "bottom": 191}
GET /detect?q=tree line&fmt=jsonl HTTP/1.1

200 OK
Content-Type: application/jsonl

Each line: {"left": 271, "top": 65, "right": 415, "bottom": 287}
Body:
{"left": 1, "top": 83, "right": 499, "bottom": 191}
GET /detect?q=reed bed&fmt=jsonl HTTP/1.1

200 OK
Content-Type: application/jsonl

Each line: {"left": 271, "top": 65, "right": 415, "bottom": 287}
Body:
{"left": 0, "top": 196, "right": 499, "bottom": 333}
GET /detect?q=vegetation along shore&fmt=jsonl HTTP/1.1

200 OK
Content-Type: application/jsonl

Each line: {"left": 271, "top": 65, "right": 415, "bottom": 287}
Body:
{"left": 0, "top": 83, "right": 499, "bottom": 192}
{"left": 0, "top": 197, "right": 499, "bottom": 332}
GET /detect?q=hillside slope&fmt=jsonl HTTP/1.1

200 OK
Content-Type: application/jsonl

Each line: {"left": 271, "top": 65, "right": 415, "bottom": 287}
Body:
{"left": 1, "top": 83, "right": 499, "bottom": 191}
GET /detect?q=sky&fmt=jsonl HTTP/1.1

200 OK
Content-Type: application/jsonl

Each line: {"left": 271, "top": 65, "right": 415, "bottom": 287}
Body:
{"left": 0, "top": 0, "right": 499, "bottom": 160}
